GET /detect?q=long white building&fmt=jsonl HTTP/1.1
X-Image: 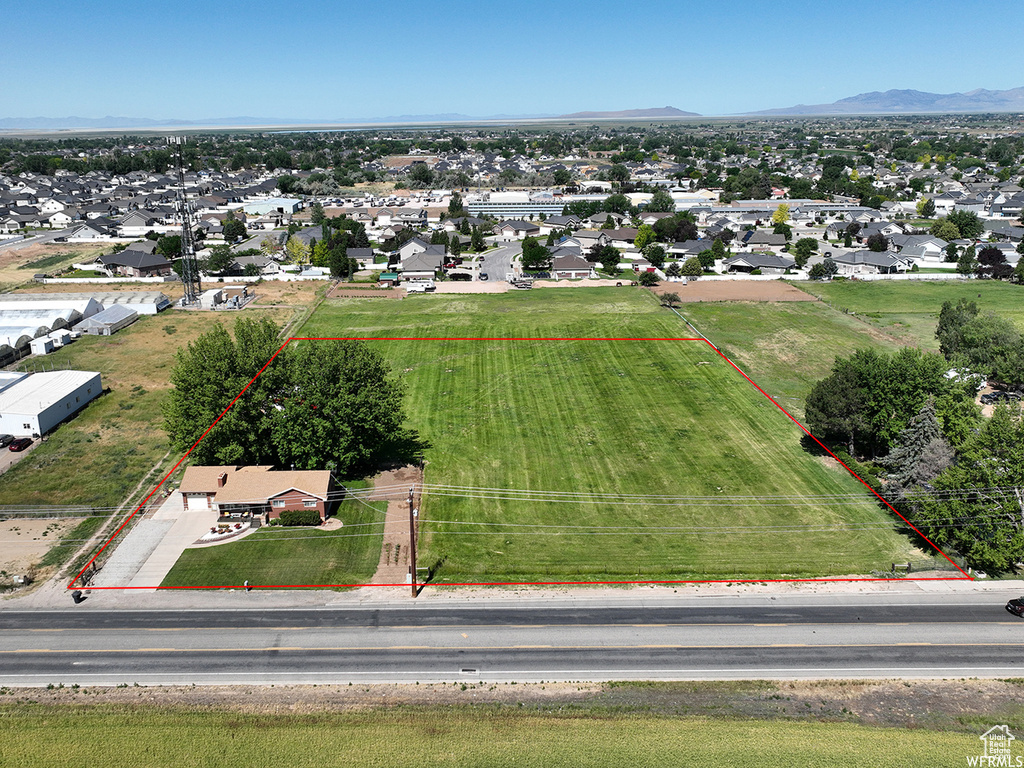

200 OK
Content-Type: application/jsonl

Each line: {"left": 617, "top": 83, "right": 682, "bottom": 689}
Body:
{"left": 0, "top": 370, "right": 102, "bottom": 436}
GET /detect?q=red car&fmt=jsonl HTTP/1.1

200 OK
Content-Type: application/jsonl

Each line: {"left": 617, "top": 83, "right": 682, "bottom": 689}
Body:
{"left": 8, "top": 437, "right": 32, "bottom": 452}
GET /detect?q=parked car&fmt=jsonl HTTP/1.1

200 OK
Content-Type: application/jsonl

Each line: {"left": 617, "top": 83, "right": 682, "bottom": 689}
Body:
{"left": 0, "top": 434, "right": 12, "bottom": 447}
{"left": 8, "top": 437, "right": 32, "bottom": 452}
{"left": 1007, "top": 598, "right": 1024, "bottom": 618}
{"left": 480, "top": 272, "right": 489, "bottom": 281}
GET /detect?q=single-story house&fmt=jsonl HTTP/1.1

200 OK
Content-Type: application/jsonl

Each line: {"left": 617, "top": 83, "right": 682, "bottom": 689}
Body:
{"left": 178, "top": 465, "right": 336, "bottom": 521}
{"left": 401, "top": 250, "right": 446, "bottom": 280}
{"left": 493, "top": 220, "right": 540, "bottom": 240}
{"left": 829, "top": 250, "right": 914, "bottom": 275}
{"left": 551, "top": 251, "right": 596, "bottom": 280}
{"left": 722, "top": 253, "right": 795, "bottom": 274}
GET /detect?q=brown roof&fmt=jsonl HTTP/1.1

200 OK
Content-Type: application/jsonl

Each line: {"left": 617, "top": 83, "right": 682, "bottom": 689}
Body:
{"left": 179, "top": 465, "right": 332, "bottom": 503}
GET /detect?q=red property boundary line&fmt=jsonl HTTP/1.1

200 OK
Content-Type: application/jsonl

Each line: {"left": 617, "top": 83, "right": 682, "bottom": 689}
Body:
{"left": 70, "top": 336, "right": 971, "bottom": 591}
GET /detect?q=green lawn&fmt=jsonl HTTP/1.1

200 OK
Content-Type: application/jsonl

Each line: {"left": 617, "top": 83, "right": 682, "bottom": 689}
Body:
{"left": 794, "top": 280, "right": 1024, "bottom": 348}
{"left": 676, "top": 301, "right": 903, "bottom": 404}
{"left": 0, "top": 703, "right": 977, "bottom": 768}
{"left": 295, "top": 290, "right": 935, "bottom": 582}
{"left": 161, "top": 485, "right": 386, "bottom": 587}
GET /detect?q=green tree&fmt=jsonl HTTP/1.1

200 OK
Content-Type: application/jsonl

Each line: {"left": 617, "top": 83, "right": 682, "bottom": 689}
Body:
{"left": 634, "top": 224, "right": 655, "bottom": 251}
{"left": 947, "top": 210, "right": 984, "bottom": 239}
{"left": 697, "top": 249, "right": 716, "bottom": 270}
{"left": 680, "top": 257, "right": 703, "bottom": 277}
{"left": 408, "top": 163, "right": 434, "bottom": 186}
{"left": 459, "top": 218, "right": 471, "bottom": 236}
{"left": 665, "top": 261, "right": 681, "bottom": 278}
{"left": 904, "top": 407, "right": 1024, "bottom": 573}
{"left": 222, "top": 219, "right": 247, "bottom": 243}
{"left": 602, "top": 193, "right": 632, "bottom": 214}
{"left": 916, "top": 197, "right": 936, "bottom": 218}
{"left": 285, "top": 236, "right": 311, "bottom": 264}
{"left": 956, "top": 245, "right": 978, "bottom": 276}
{"left": 771, "top": 203, "right": 790, "bottom": 225}
{"left": 644, "top": 244, "right": 666, "bottom": 269}
{"left": 843, "top": 231, "right": 853, "bottom": 248}
{"left": 269, "top": 340, "right": 409, "bottom": 476}
{"left": 792, "top": 237, "right": 817, "bottom": 268}
{"left": 637, "top": 271, "right": 659, "bottom": 286}
{"left": 470, "top": 226, "right": 486, "bottom": 252}
{"left": 552, "top": 168, "right": 572, "bottom": 186}
{"left": 203, "top": 244, "right": 235, "bottom": 274}
{"left": 930, "top": 219, "right": 961, "bottom": 242}
{"left": 608, "top": 164, "right": 630, "bottom": 183}
{"left": 594, "top": 244, "right": 621, "bottom": 275}
{"left": 660, "top": 291, "right": 681, "bottom": 308}
{"left": 520, "top": 236, "right": 551, "bottom": 271}
{"left": 447, "top": 191, "right": 465, "bottom": 217}
{"left": 645, "top": 190, "right": 676, "bottom": 213}
{"left": 866, "top": 233, "right": 888, "bottom": 252}
{"left": 944, "top": 242, "right": 959, "bottom": 263}
{"left": 879, "top": 397, "right": 952, "bottom": 496}
{"left": 163, "top": 317, "right": 283, "bottom": 465}
{"left": 772, "top": 222, "right": 793, "bottom": 241}
{"left": 156, "top": 234, "right": 182, "bottom": 258}
{"left": 310, "top": 201, "right": 325, "bottom": 225}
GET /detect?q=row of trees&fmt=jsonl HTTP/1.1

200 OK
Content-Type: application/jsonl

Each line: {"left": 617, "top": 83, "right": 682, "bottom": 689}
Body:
{"left": 163, "top": 318, "right": 419, "bottom": 477}
{"left": 805, "top": 302, "right": 1024, "bottom": 572}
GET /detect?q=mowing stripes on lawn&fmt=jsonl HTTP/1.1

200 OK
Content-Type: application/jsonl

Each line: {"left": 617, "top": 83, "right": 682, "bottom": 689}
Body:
{"left": 106, "top": 331, "right": 956, "bottom": 590}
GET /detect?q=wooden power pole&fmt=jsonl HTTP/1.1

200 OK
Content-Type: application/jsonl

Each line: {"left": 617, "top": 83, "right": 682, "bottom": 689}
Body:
{"left": 408, "top": 487, "right": 418, "bottom": 598}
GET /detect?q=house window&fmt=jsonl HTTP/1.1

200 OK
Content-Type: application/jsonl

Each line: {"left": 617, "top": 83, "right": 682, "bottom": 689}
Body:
{"left": 303, "top": 500, "right": 317, "bottom": 508}
{"left": 271, "top": 499, "right": 285, "bottom": 508}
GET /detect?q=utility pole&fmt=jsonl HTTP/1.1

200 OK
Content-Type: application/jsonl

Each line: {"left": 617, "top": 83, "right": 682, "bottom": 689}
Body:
{"left": 168, "top": 135, "right": 202, "bottom": 306}
{"left": 408, "top": 486, "right": 418, "bottom": 598}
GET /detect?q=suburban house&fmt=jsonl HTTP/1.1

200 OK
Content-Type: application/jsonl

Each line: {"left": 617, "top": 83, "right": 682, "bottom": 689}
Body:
{"left": 178, "top": 465, "right": 336, "bottom": 521}
{"left": 492, "top": 220, "right": 540, "bottom": 240}
{"left": 741, "top": 231, "right": 788, "bottom": 250}
{"left": 550, "top": 250, "right": 596, "bottom": 280}
{"left": 537, "top": 214, "right": 582, "bottom": 235}
{"left": 90, "top": 248, "right": 174, "bottom": 277}
{"left": 722, "top": 252, "right": 796, "bottom": 274}
{"left": 888, "top": 233, "right": 949, "bottom": 265}
{"left": 829, "top": 250, "right": 914, "bottom": 275}
{"left": 401, "top": 249, "right": 446, "bottom": 281}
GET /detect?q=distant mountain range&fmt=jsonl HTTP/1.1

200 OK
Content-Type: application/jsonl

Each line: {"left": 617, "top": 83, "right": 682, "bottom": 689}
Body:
{"left": 3, "top": 90, "right": 1024, "bottom": 131}
{"left": 556, "top": 107, "right": 700, "bottom": 119}
{"left": 752, "top": 87, "right": 1024, "bottom": 115}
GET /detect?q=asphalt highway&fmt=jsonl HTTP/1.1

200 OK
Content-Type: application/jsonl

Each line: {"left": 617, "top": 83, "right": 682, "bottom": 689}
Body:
{"left": 2, "top": 597, "right": 1023, "bottom": 685}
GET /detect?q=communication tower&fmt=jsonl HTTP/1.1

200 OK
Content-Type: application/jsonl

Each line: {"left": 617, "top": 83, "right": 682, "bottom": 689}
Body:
{"left": 168, "top": 136, "right": 202, "bottom": 305}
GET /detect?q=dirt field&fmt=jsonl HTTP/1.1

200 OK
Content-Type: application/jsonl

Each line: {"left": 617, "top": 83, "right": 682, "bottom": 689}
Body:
{"left": 0, "top": 242, "right": 108, "bottom": 291}
{"left": 0, "top": 518, "right": 78, "bottom": 575}
{"left": 650, "top": 280, "right": 819, "bottom": 302}
{"left": 5, "top": 679, "right": 1023, "bottom": 732}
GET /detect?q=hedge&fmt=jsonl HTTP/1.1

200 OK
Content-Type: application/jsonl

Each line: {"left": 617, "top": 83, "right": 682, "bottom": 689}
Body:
{"left": 278, "top": 508, "right": 322, "bottom": 526}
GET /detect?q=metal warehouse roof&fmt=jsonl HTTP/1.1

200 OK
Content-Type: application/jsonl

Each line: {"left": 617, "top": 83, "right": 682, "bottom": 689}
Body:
{"left": 0, "top": 370, "right": 100, "bottom": 415}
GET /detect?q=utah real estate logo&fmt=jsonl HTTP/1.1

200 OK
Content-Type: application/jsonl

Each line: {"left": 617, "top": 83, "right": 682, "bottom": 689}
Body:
{"left": 969, "top": 726, "right": 1023, "bottom": 767}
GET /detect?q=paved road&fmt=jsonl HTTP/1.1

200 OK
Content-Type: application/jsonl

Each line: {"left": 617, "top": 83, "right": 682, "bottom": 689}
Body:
{"left": 2, "top": 597, "right": 1022, "bottom": 685}
{"left": 0, "top": 228, "right": 75, "bottom": 252}
{"left": 480, "top": 242, "right": 521, "bottom": 282}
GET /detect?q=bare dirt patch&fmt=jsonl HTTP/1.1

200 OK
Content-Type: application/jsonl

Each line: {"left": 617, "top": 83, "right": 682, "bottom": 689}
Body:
{"left": 4, "top": 679, "right": 1021, "bottom": 732}
{"left": 369, "top": 465, "right": 425, "bottom": 585}
{"left": 649, "top": 280, "right": 818, "bottom": 302}
{"left": 0, "top": 518, "right": 78, "bottom": 574}
{"left": 328, "top": 285, "right": 403, "bottom": 299}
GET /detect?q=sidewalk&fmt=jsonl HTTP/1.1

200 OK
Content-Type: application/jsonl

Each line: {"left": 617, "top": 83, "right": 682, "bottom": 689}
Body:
{"left": 128, "top": 492, "right": 216, "bottom": 591}
{"left": 89, "top": 492, "right": 216, "bottom": 591}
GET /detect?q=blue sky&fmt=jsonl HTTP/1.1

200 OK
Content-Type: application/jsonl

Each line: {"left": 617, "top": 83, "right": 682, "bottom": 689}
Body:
{"left": 4, "top": 0, "right": 1023, "bottom": 119}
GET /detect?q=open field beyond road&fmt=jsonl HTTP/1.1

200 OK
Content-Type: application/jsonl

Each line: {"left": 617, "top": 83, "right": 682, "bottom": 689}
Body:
{"left": 794, "top": 280, "right": 1024, "bottom": 349}
{"left": 292, "top": 289, "right": 936, "bottom": 583}
{"left": 2, "top": 678, "right": 1009, "bottom": 768}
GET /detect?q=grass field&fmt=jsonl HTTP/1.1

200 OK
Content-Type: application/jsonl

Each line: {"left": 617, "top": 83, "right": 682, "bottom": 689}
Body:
{"left": 0, "top": 702, "right": 978, "bottom": 768}
{"left": 0, "top": 306, "right": 289, "bottom": 510}
{"left": 295, "top": 289, "right": 936, "bottom": 582}
{"left": 794, "top": 280, "right": 1024, "bottom": 349}
{"left": 161, "top": 482, "right": 386, "bottom": 587}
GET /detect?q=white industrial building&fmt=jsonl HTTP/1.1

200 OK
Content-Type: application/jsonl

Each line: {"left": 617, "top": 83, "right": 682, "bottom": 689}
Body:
{"left": 0, "top": 370, "right": 102, "bottom": 436}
